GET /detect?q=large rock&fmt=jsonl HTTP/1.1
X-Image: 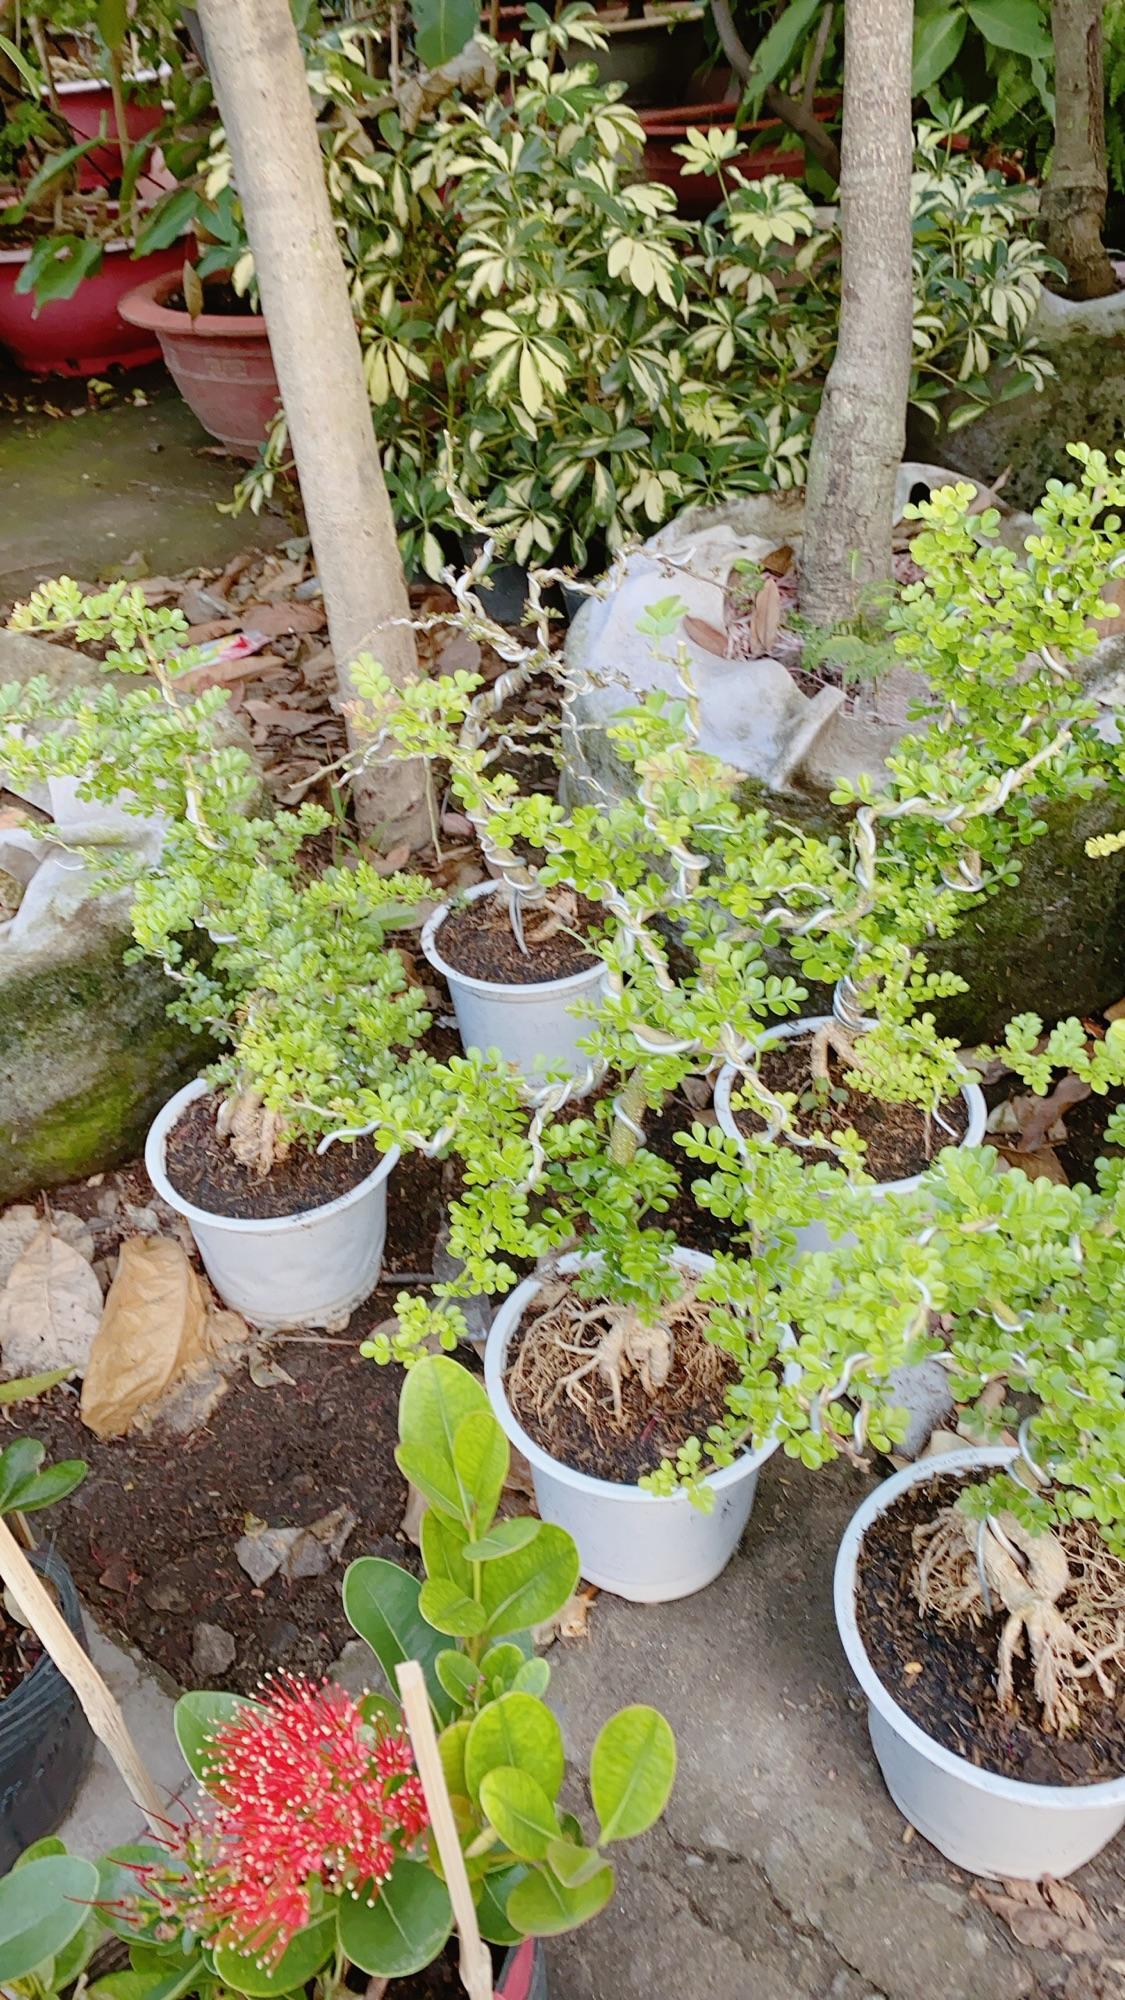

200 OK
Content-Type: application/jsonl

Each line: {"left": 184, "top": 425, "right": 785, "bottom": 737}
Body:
{"left": 914, "top": 285, "right": 1125, "bottom": 511}
{"left": 0, "top": 630, "right": 212, "bottom": 1201}
{"left": 563, "top": 473, "right": 1125, "bottom": 1040}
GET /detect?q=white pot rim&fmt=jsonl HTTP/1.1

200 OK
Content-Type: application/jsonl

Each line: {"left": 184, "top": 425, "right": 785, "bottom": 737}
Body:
{"left": 50, "top": 65, "right": 170, "bottom": 96}
{"left": 146, "top": 1077, "right": 399, "bottom": 1234}
{"left": 484, "top": 1247, "right": 780, "bottom": 1505}
{"left": 834, "top": 1446, "right": 1125, "bottom": 1810}
{"left": 421, "top": 878, "right": 606, "bottom": 1000}
{"left": 713, "top": 1012, "right": 987, "bottom": 1184}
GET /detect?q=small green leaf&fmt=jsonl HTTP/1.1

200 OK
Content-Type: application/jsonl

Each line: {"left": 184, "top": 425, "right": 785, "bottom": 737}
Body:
{"left": 964, "top": 0, "right": 1051, "bottom": 54}
{"left": 453, "top": 1410, "right": 508, "bottom": 1534}
{"left": 911, "top": 2, "right": 967, "bottom": 91}
{"left": 512, "top": 1657, "right": 551, "bottom": 1696}
{"left": 174, "top": 1690, "right": 254, "bottom": 1782}
{"left": 0, "top": 1369, "right": 71, "bottom": 1405}
{"left": 419, "top": 1575, "right": 489, "bottom": 1636}
{"left": 464, "top": 1519, "right": 540, "bottom": 1562}
{"left": 505, "top": 1859, "right": 615, "bottom": 1937}
{"left": 337, "top": 1862, "right": 451, "bottom": 1977}
{"left": 545, "top": 1838, "right": 606, "bottom": 1887}
{"left": 343, "top": 1557, "right": 455, "bottom": 1724}
{"left": 435, "top": 1648, "right": 482, "bottom": 1705}
{"left": 479, "top": 1767, "right": 561, "bottom": 1861}
{"left": 465, "top": 1693, "right": 565, "bottom": 1804}
{"left": 0, "top": 1856, "right": 100, "bottom": 1982}
{"left": 411, "top": 0, "right": 478, "bottom": 68}
{"left": 475, "top": 1864, "right": 527, "bottom": 1946}
{"left": 478, "top": 1523, "right": 580, "bottom": 1636}
{"left": 591, "top": 1707, "right": 676, "bottom": 1843}
{"left": 439, "top": 1717, "right": 472, "bottom": 1800}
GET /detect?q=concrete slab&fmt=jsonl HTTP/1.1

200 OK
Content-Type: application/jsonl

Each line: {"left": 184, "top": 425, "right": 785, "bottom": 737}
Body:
{"left": 56, "top": 1620, "right": 185, "bottom": 1856}
{"left": 546, "top": 1454, "right": 1125, "bottom": 2000}
{"left": 0, "top": 365, "right": 287, "bottom": 600}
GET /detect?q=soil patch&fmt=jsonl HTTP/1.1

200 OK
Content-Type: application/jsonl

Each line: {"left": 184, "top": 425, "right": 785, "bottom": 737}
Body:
{"left": 0, "top": 1616, "right": 43, "bottom": 1701}
{"left": 436, "top": 888, "right": 600, "bottom": 985}
{"left": 855, "top": 1472, "right": 1125, "bottom": 1786}
{"left": 22, "top": 1146, "right": 450, "bottom": 1694}
{"left": 506, "top": 1284, "right": 739, "bottom": 1484}
{"left": 732, "top": 1034, "right": 968, "bottom": 1182}
{"left": 164, "top": 282, "right": 259, "bottom": 320}
{"left": 165, "top": 1093, "right": 381, "bottom": 1221}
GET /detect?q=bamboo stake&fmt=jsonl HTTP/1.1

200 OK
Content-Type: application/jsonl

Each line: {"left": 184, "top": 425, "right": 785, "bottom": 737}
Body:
{"left": 0, "top": 1515, "right": 167, "bottom": 1834}
{"left": 395, "top": 1660, "right": 494, "bottom": 2000}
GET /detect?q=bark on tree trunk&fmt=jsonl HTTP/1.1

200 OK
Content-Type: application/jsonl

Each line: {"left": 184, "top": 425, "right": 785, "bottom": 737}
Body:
{"left": 195, "top": 0, "right": 426, "bottom": 846}
{"left": 1042, "top": 0, "right": 1117, "bottom": 301}
{"left": 798, "top": 0, "right": 913, "bottom": 628}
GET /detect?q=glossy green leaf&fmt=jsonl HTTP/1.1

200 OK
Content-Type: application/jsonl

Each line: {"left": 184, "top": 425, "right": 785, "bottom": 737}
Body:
{"left": 0, "top": 1856, "right": 100, "bottom": 1982}
{"left": 965, "top": 0, "right": 1050, "bottom": 54}
{"left": 12, "top": 1838, "right": 66, "bottom": 1867}
{"left": 419, "top": 1575, "right": 489, "bottom": 1636}
{"left": 741, "top": 0, "right": 823, "bottom": 115}
{"left": 591, "top": 1706, "right": 676, "bottom": 1843}
{"left": 0, "top": 33, "right": 41, "bottom": 93}
{"left": 512, "top": 1657, "right": 550, "bottom": 1697}
{"left": 464, "top": 1518, "right": 540, "bottom": 1562}
{"left": 16, "top": 234, "right": 104, "bottom": 306}
{"left": 479, "top": 1766, "right": 561, "bottom": 1861}
{"left": 439, "top": 1716, "right": 472, "bottom": 1800}
{"left": 545, "top": 1839, "right": 606, "bottom": 1888}
{"left": 475, "top": 1864, "right": 527, "bottom": 1946}
{"left": 133, "top": 188, "right": 201, "bottom": 255}
{"left": 89, "top": 1972, "right": 163, "bottom": 2000}
{"left": 911, "top": 2, "right": 967, "bottom": 90}
{"left": 96, "top": 0, "right": 129, "bottom": 48}
{"left": 479, "top": 1641, "right": 527, "bottom": 1689}
{"left": 53, "top": 1908, "right": 104, "bottom": 1987}
{"left": 0, "top": 1369, "right": 71, "bottom": 1406}
{"left": 505, "top": 1859, "right": 615, "bottom": 1937}
{"left": 453, "top": 1410, "right": 508, "bottom": 1533}
{"left": 337, "top": 1862, "right": 451, "bottom": 1977}
{"left": 174, "top": 1689, "right": 254, "bottom": 1782}
{"left": 411, "top": 0, "right": 478, "bottom": 68}
{"left": 465, "top": 1692, "right": 565, "bottom": 1804}
{"left": 213, "top": 1916, "right": 336, "bottom": 1996}
{"left": 478, "top": 1523, "right": 580, "bottom": 1636}
{"left": 342, "top": 1557, "right": 454, "bottom": 1724}
{"left": 398, "top": 1354, "right": 489, "bottom": 1524}
{"left": 435, "top": 1648, "right": 482, "bottom": 1705}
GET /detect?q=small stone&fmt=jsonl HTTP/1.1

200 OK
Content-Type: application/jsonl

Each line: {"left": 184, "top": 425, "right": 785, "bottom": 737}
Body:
{"left": 261, "top": 1616, "right": 301, "bottom": 1661}
{"left": 143, "top": 1574, "right": 190, "bottom": 1615}
{"left": 192, "top": 1621, "right": 236, "bottom": 1677}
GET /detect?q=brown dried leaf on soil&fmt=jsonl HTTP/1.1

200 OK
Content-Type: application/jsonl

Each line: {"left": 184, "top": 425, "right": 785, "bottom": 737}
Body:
{"left": 400, "top": 1480, "right": 428, "bottom": 1546}
{"left": 972, "top": 1877, "right": 1103, "bottom": 1956}
{"left": 532, "top": 1585, "right": 597, "bottom": 1647}
{"left": 79, "top": 1235, "right": 212, "bottom": 1437}
{"left": 748, "top": 575, "right": 783, "bottom": 657}
{"left": 683, "top": 615, "right": 729, "bottom": 659}
{"left": 985, "top": 1139, "right": 1070, "bottom": 1185}
{"left": 241, "top": 600, "right": 326, "bottom": 639}
{"left": 244, "top": 701, "right": 325, "bottom": 736}
{"left": 0, "top": 1221, "right": 103, "bottom": 1380}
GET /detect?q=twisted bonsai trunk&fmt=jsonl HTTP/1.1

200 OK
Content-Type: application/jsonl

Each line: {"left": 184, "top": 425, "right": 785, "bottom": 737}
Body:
{"left": 1042, "top": 0, "right": 1117, "bottom": 301}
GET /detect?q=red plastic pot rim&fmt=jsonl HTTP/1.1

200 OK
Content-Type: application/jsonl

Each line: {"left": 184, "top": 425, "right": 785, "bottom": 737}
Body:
{"left": 118, "top": 271, "right": 269, "bottom": 339}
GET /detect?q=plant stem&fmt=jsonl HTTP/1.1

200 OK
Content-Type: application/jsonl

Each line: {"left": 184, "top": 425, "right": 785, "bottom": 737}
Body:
{"left": 610, "top": 1066, "right": 647, "bottom": 1166}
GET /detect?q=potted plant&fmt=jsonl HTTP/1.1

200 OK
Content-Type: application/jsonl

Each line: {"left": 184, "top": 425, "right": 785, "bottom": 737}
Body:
{"left": 0, "top": 1434, "right": 90, "bottom": 1871}
{"left": 40, "top": 1356, "right": 674, "bottom": 1996}
{"left": 0, "top": 579, "right": 441, "bottom": 1332}
{"left": 819, "top": 1142, "right": 1125, "bottom": 1879}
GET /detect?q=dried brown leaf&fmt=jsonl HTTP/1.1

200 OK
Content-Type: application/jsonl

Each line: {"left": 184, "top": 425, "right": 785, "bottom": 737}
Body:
{"left": 241, "top": 600, "right": 326, "bottom": 638}
{"left": 985, "top": 1138, "right": 1070, "bottom": 1185}
{"left": 0, "top": 1221, "right": 103, "bottom": 1378}
{"left": 973, "top": 1878, "right": 1102, "bottom": 1956}
{"left": 761, "top": 543, "right": 795, "bottom": 576}
{"left": 748, "top": 575, "right": 783, "bottom": 658}
{"left": 683, "top": 615, "right": 729, "bottom": 659}
{"left": 243, "top": 700, "right": 324, "bottom": 736}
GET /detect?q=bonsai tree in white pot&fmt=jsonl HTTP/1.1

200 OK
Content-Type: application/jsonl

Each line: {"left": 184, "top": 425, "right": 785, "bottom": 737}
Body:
{"left": 0, "top": 579, "right": 442, "bottom": 1330}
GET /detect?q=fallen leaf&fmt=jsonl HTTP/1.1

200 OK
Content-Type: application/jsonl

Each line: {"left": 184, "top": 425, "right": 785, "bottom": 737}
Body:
{"left": 440, "top": 811, "right": 474, "bottom": 837}
{"left": 436, "top": 631, "right": 481, "bottom": 674}
{"left": 533, "top": 1585, "right": 597, "bottom": 1647}
{"left": 178, "top": 583, "right": 228, "bottom": 624}
{"left": 254, "top": 560, "right": 309, "bottom": 599}
{"left": 98, "top": 1555, "right": 133, "bottom": 1594}
{"left": 749, "top": 575, "right": 783, "bottom": 658}
{"left": 244, "top": 700, "right": 324, "bottom": 736}
{"left": 372, "top": 840, "right": 413, "bottom": 876}
{"left": 761, "top": 543, "right": 795, "bottom": 576}
{"left": 185, "top": 618, "right": 242, "bottom": 645}
{"left": 240, "top": 600, "right": 326, "bottom": 638}
{"left": 973, "top": 1878, "right": 1102, "bottom": 1955}
{"left": 0, "top": 1206, "right": 41, "bottom": 1290}
{"left": 986, "top": 1138, "right": 1070, "bottom": 1185}
{"left": 248, "top": 1344, "right": 297, "bottom": 1388}
{"left": 178, "top": 650, "right": 287, "bottom": 693}
{"left": 683, "top": 615, "right": 729, "bottom": 659}
{"left": 0, "top": 1222, "right": 103, "bottom": 1378}
{"left": 79, "top": 1235, "right": 209, "bottom": 1437}
{"left": 400, "top": 1481, "right": 427, "bottom": 1546}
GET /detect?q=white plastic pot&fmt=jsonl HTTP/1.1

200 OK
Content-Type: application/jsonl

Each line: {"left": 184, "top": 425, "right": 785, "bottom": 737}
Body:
{"left": 421, "top": 880, "right": 608, "bottom": 1089}
{"left": 835, "top": 1447, "right": 1125, "bottom": 1879}
{"left": 714, "top": 1016, "right": 987, "bottom": 1456}
{"left": 484, "top": 1248, "right": 777, "bottom": 1603}
{"left": 146, "top": 1079, "right": 399, "bottom": 1332}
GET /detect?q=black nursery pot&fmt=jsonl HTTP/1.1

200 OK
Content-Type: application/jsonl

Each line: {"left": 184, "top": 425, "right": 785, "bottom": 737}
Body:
{"left": 0, "top": 1549, "right": 94, "bottom": 1870}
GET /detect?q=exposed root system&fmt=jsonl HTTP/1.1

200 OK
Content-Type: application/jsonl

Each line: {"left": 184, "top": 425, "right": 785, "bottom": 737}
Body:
{"left": 506, "top": 1282, "right": 734, "bottom": 1483}
{"left": 216, "top": 1089, "right": 292, "bottom": 1179}
{"left": 914, "top": 1506, "right": 1125, "bottom": 1736}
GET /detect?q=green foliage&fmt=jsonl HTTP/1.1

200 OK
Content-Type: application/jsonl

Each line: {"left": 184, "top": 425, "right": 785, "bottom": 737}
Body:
{"left": 0, "top": 1437, "right": 85, "bottom": 1516}
{"left": 344, "top": 1356, "right": 675, "bottom": 1939}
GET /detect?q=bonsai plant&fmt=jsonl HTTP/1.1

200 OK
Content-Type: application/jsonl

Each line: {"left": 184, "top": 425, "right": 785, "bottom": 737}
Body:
{"left": 809, "top": 1140, "right": 1125, "bottom": 1880}
{"left": 19, "top": 1357, "right": 675, "bottom": 1997}
{"left": 0, "top": 1434, "right": 90, "bottom": 1870}
{"left": 0, "top": 578, "right": 442, "bottom": 1331}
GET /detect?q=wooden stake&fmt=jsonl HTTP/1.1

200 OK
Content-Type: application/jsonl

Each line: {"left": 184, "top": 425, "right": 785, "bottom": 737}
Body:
{"left": 0, "top": 1515, "right": 167, "bottom": 1835}
{"left": 396, "top": 1660, "right": 494, "bottom": 2000}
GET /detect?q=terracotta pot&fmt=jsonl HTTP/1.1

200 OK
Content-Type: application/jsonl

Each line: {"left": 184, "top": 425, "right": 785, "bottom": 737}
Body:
{"left": 118, "top": 271, "right": 280, "bottom": 456}
{"left": 0, "top": 233, "right": 184, "bottom": 377}
{"left": 52, "top": 71, "right": 166, "bottom": 188}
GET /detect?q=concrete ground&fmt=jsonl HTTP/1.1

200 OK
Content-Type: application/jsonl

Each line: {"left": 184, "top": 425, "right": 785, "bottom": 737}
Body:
{"left": 548, "top": 1454, "right": 1125, "bottom": 2000}
{"left": 57, "top": 1619, "right": 184, "bottom": 1854}
{"left": 0, "top": 364, "right": 286, "bottom": 600}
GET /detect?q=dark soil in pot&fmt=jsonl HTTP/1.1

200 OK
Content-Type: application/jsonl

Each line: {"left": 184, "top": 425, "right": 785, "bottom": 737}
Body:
{"left": 506, "top": 1282, "right": 737, "bottom": 1482}
{"left": 732, "top": 1036, "right": 969, "bottom": 1181}
{"left": 162, "top": 281, "right": 258, "bottom": 320}
{"left": 437, "top": 889, "right": 601, "bottom": 985}
{"left": 856, "top": 1471, "right": 1125, "bottom": 1786}
{"left": 165, "top": 1092, "right": 380, "bottom": 1219}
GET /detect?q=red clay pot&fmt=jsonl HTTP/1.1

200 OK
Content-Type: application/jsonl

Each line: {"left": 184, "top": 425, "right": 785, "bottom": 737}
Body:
{"left": 0, "top": 235, "right": 184, "bottom": 376}
{"left": 55, "top": 72, "right": 166, "bottom": 187}
{"left": 118, "top": 271, "right": 280, "bottom": 456}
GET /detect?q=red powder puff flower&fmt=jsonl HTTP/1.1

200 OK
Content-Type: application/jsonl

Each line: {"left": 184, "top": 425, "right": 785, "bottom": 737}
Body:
{"left": 189, "top": 1675, "right": 428, "bottom": 1968}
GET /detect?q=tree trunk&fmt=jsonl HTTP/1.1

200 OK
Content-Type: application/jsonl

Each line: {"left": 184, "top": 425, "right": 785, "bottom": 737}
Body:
{"left": 194, "top": 0, "right": 426, "bottom": 847}
{"left": 1042, "top": 0, "right": 1117, "bottom": 301}
{"left": 798, "top": 0, "right": 913, "bottom": 628}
